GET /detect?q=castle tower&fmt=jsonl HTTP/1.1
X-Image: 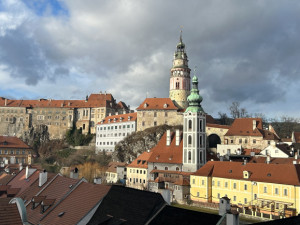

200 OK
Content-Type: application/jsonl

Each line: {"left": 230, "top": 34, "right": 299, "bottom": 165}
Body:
{"left": 169, "top": 31, "right": 191, "bottom": 109}
{"left": 182, "top": 75, "right": 206, "bottom": 172}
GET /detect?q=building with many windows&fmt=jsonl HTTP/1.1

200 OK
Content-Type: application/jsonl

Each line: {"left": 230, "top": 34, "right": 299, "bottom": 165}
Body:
{"left": 96, "top": 112, "right": 137, "bottom": 153}
{"left": 190, "top": 161, "right": 300, "bottom": 217}
{"left": 126, "top": 150, "right": 152, "bottom": 190}
{"left": 0, "top": 136, "right": 33, "bottom": 165}
{"left": 0, "top": 93, "right": 130, "bottom": 139}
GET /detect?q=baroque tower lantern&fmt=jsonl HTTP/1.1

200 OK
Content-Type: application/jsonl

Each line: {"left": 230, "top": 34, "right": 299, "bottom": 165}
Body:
{"left": 182, "top": 75, "right": 206, "bottom": 172}
{"left": 169, "top": 31, "right": 191, "bottom": 109}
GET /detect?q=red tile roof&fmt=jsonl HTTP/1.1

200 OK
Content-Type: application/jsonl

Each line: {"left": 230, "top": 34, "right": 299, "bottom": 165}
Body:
{"left": 7, "top": 168, "right": 39, "bottom": 195}
{"left": 294, "top": 132, "right": 300, "bottom": 143}
{"left": 127, "top": 151, "right": 152, "bottom": 169}
{"left": 0, "top": 173, "right": 15, "bottom": 185}
{"left": 0, "top": 136, "right": 31, "bottom": 149}
{"left": 136, "top": 98, "right": 179, "bottom": 110}
{"left": 193, "top": 161, "right": 300, "bottom": 186}
{"left": 0, "top": 199, "right": 23, "bottom": 225}
{"left": 225, "top": 118, "right": 263, "bottom": 137}
{"left": 0, "top": 93, "right": 115, "bottom": 109}
{"left": 40, "top": 182, "right": 111, "bottom": 225}
{"left": 17, "top": 172, "right": 56, "bottom": 203}
{"left": 98, "top": 112, "right": 137, "bottom": 125}
{"left": 106, "top": 162, "right": 127, "bottom": 173}
{"left": 242, "top": 149, "right": 261, "bottom": 155}
{"left": 26, "top": 174, "right": 79, "bottom": 224}
{"left": 148, "top": 131, "right": 183, "bottom": 164}
{"left": 150, "top": 169, "right": 192, "bottom": 176}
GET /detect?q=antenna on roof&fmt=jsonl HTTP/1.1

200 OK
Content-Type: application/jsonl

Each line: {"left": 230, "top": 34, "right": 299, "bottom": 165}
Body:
{"left": 179, "top": 25, "right": 183, "bottom": 42}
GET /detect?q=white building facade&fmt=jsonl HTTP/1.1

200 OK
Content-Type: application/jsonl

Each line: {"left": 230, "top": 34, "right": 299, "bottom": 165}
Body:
{"left": 96, "top": 112, "right": 137, "bottom": 153}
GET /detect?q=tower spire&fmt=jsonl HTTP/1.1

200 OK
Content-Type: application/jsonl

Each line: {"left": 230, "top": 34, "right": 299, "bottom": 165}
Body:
{"left": 185, "top": 71, "right": 204, "bottom": 113}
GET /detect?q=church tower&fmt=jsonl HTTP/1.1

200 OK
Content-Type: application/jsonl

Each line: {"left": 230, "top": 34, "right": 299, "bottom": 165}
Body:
{"left": 169, "top": 31, "right": 191, "bottom": 109}
{"left": 182, "top": 75, "right": 206, "bottom": 172}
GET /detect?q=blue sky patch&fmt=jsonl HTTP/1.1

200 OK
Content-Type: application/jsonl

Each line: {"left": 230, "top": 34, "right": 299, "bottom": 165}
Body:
{"left": 22, "top": 0, "right": 69, "bottom": 17}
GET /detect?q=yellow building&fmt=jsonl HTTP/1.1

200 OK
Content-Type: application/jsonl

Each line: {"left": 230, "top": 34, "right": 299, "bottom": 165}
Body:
{"left": 190, "top": 161, "right": 300, "bottom": 217}
{"left": 126, "top": 151, "right": 152, "bottom": 190}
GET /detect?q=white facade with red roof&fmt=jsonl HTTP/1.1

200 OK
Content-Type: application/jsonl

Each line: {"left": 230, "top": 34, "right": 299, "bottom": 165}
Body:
{"left": 96, "top": 112, "right": 137, "bottom": 153}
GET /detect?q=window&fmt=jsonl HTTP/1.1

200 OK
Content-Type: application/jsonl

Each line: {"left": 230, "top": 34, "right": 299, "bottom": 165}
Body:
{"left": 192, "top": 179, "right": 195, "bottom": 184}
{"left": 188, "top": 120, "right": 192, "bottom": 129}
{"left": 244, "top": 184, "right": 247, "bottom": 190}
{"left": 188, "top": 151, "right": 191, "bottom": 161}
{"left": 233, "top": 183, "right": 236, "bottom": 189}
{"left": 233, "top": 196, "right": 236, "bottom": 201}
{"left": 284, "top": 189, "right": 288, "bottom": 196}
{"left": 142, "top": 121, "right": 145, "bottom": 126}
{"left": 239, "top": 139, "right": 242, "bottom": 144}
{"left": 165, "top": 112, "right": 168, "bottom": 117}
{"left": 202, "top": 180, "right": 204, "bottom": 185}
{"left": 176, "top": 167, "right": 179, "bottom": 171}
{"left": 212, "top": 181, "right": 215, "bottom": 186}
{"left": 245, "top": 139, "right": 248, "bottom": 144}
{"left": 264, "top": 187, "right": 267, "bottom": 193}
{"left": 217, "top": 193, "right": 220, "bottom": 199}
{"left": 197, "top": 192, "right": 199, "bottom": 197}
{"left": 165, "top": 167, "right": 168, "bottom": 170}
{"left": 188, "top": 136, "right": 192, "bottom": 145}
{"left": 154, "top": 112, "right": 157, "bottom": 117}
{"left": 225, "top": 182, "right": 228, "bottom": 188}
{"left": 230, "top": 139, "right": 233, "bottom": 144}
{"left": 254, "top": 194, "right": 257, "bottom": 200}
{"left": 244, "top": 198, "right": 247, "bottom": 204}
{"left": 217, "top": 181, "right": 220, "bottom": 187}
{"left": 154, "top": 121, "right": 157, "bottom": 126}
{"left": 275, "top": 188, "right": 279, "bottom": 195}
{"left": 253, "top": 139, "right": 256, "bottom": 144}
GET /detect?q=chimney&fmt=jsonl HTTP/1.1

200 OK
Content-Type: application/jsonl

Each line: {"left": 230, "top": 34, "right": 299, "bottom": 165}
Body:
{"left": 39, "top": 170, "right": 48, "bottom": 187}
{"left": 61, "top": 103, "right": 63, "bottom": 107}
{"left": 293, "top": 160, "right": 297, "bottom": 165}
{"left": 243, "top": 159, "right": 247, "bottom": 165}
{"left": 266, "top": 155, "right": 270, "bottom": 164}
{"left": 175, "top": 129, "right": 180, "bottom": 146}
{"left": 25, "top": 166, "right": 36, "bottom": 179}
{"left": 115, "top": 112, "right": 118, "bottom": 115}
{"left": 109, "top": 113, "right": 111, "bottom": 116}
{"left": 4, "top": 98, "right": 7, "bottom": 106}
{"left": 166, "top": 130, "right": 171, "bottom": 146}
{"left": 19, "top": 163, "right": 23, "bottom": 171}
{"left": 68, "top": 102, "right": 71, "bottom": 106}
{"left": 70, "top": 167, "right": 79, "bottom": 179}
{"left": 252, "top": 120, "right": 256, "bottom": 130}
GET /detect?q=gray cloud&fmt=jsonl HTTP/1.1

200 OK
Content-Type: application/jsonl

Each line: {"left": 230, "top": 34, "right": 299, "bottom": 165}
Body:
{"left": 0, "top": 0, "right": 300, "bottom": 118}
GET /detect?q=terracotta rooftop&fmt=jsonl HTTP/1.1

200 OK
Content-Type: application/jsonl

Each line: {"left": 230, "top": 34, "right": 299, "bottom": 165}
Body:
{"left": 106, "top": 162, "right": 127, "bottom": 173}
{"left": 193, "top": 161, "right": 300, "bottom": 186}
{"left": 127, "top": 151, "right": 152, "bottom": 169}
{"left": 26, "top": 174, "right": 79, "bottom": 225}
{"left": 0, "top": 173, "right": 15, "bottom": 185}
{"left": 0, "top": 93, "right": 118, "bottom": 109}
{"left": 148, "top": 131, "right": 183, "bottom": 164}
{"left": 0, "top": 136, "right": 31, "bottom": 149}
{"left": 150, "top": 169, "right": 192, "bottom": 177}
{"left": 294, "top": 132, "right": 300, "bottom": 143}
{"left": 249, "top": 156, "right": 300, "bottom": 164}
{"left": 98, "top": 112, "right": 137, "bottom": 125}
{"left": 40, "top": 182, "right": 111, "bottom": 225}
{"left": 136, "top": 98, "right": 179, "bottom": 111}
{"left": 242, "top": 149, "right": 262, "bottom": 155}
{"left": 7, "top": 168, "right": 39, "bottom": 196}
{"left": 225, "top": 118, "right": 264, "bottom": 137}
{"left": 0, "top": 198, "right": 23, "bottom": 225}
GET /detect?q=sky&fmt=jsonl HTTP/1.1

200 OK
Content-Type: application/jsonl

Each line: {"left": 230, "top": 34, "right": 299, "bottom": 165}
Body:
{"left": 0, "top": 0, "right": 300, "bottom": 120}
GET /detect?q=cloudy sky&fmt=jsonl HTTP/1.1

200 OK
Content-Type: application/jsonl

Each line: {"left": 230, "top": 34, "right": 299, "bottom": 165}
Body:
{"left": 1, "top": 0, "right": 299, "bottom": 119}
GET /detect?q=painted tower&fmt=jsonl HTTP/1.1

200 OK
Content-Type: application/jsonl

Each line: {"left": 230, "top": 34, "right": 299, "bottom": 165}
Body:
{"left": 182, "top": 75, "right": 206, "bottom": 172}
{"left": 169, "top": 31, "right": 191, "bottom": 109}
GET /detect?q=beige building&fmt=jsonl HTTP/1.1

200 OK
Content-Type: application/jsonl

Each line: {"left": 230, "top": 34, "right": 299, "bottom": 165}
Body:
{"left": 0, "top": 136, "right": 33, "bottom": 165}
{"left": 126, "top": 151, "right": 152, "bottom": 190}
{"left": 0, "top": 93, "right": 130, "bottom": 139}
{"left": 224, "top": 118, "right": 280, "bottom": 150}
{"left": 136, "top": 98, "right": 183, "bottom": 131}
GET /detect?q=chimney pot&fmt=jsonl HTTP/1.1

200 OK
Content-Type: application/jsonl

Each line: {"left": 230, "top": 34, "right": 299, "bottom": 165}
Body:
{"left": 166, "top": 130, "right": 171, "bottom": 146}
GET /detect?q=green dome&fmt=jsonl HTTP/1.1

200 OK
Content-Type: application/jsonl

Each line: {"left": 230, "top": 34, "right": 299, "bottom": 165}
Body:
{"left": 185, "top": 75, "right": 204, "bottom": 113}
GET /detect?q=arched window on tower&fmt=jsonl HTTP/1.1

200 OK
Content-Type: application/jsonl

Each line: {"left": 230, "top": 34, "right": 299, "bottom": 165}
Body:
{"left": 188, "top": 151, "right": 191, "bottom": 162}
{"left": 188, "top": 120, "right": 192, "bottom": 130}
{"left": 176, "top": 82, "right": 180, "bottom": 89}
{"left": 188, "top": 136, "right": 192, "bottom": 145}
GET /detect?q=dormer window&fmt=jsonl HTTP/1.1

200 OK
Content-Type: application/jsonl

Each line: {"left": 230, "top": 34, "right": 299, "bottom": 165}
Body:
{"left": 137, "top": 160, "right": 141, "bottom": 164}
{"left": 113, "top": 118, "right": 116, "bottom": 122}
{"left": 120, "top": 117, "right": 123, "bottom": 121}
{"left": 108, "top": 119, "right": 111, "bottom": 123}
{"left": 163, "top": 103, "right": 168, "bottom": 108}
{"left": 144, "top": 103, "right": 148, "bottom": 108}
{"left": 128, "top": 116, "right": 131, "bottom": 121}
{"left": 243, "top": 171, "right": 250, "bottom": 179}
